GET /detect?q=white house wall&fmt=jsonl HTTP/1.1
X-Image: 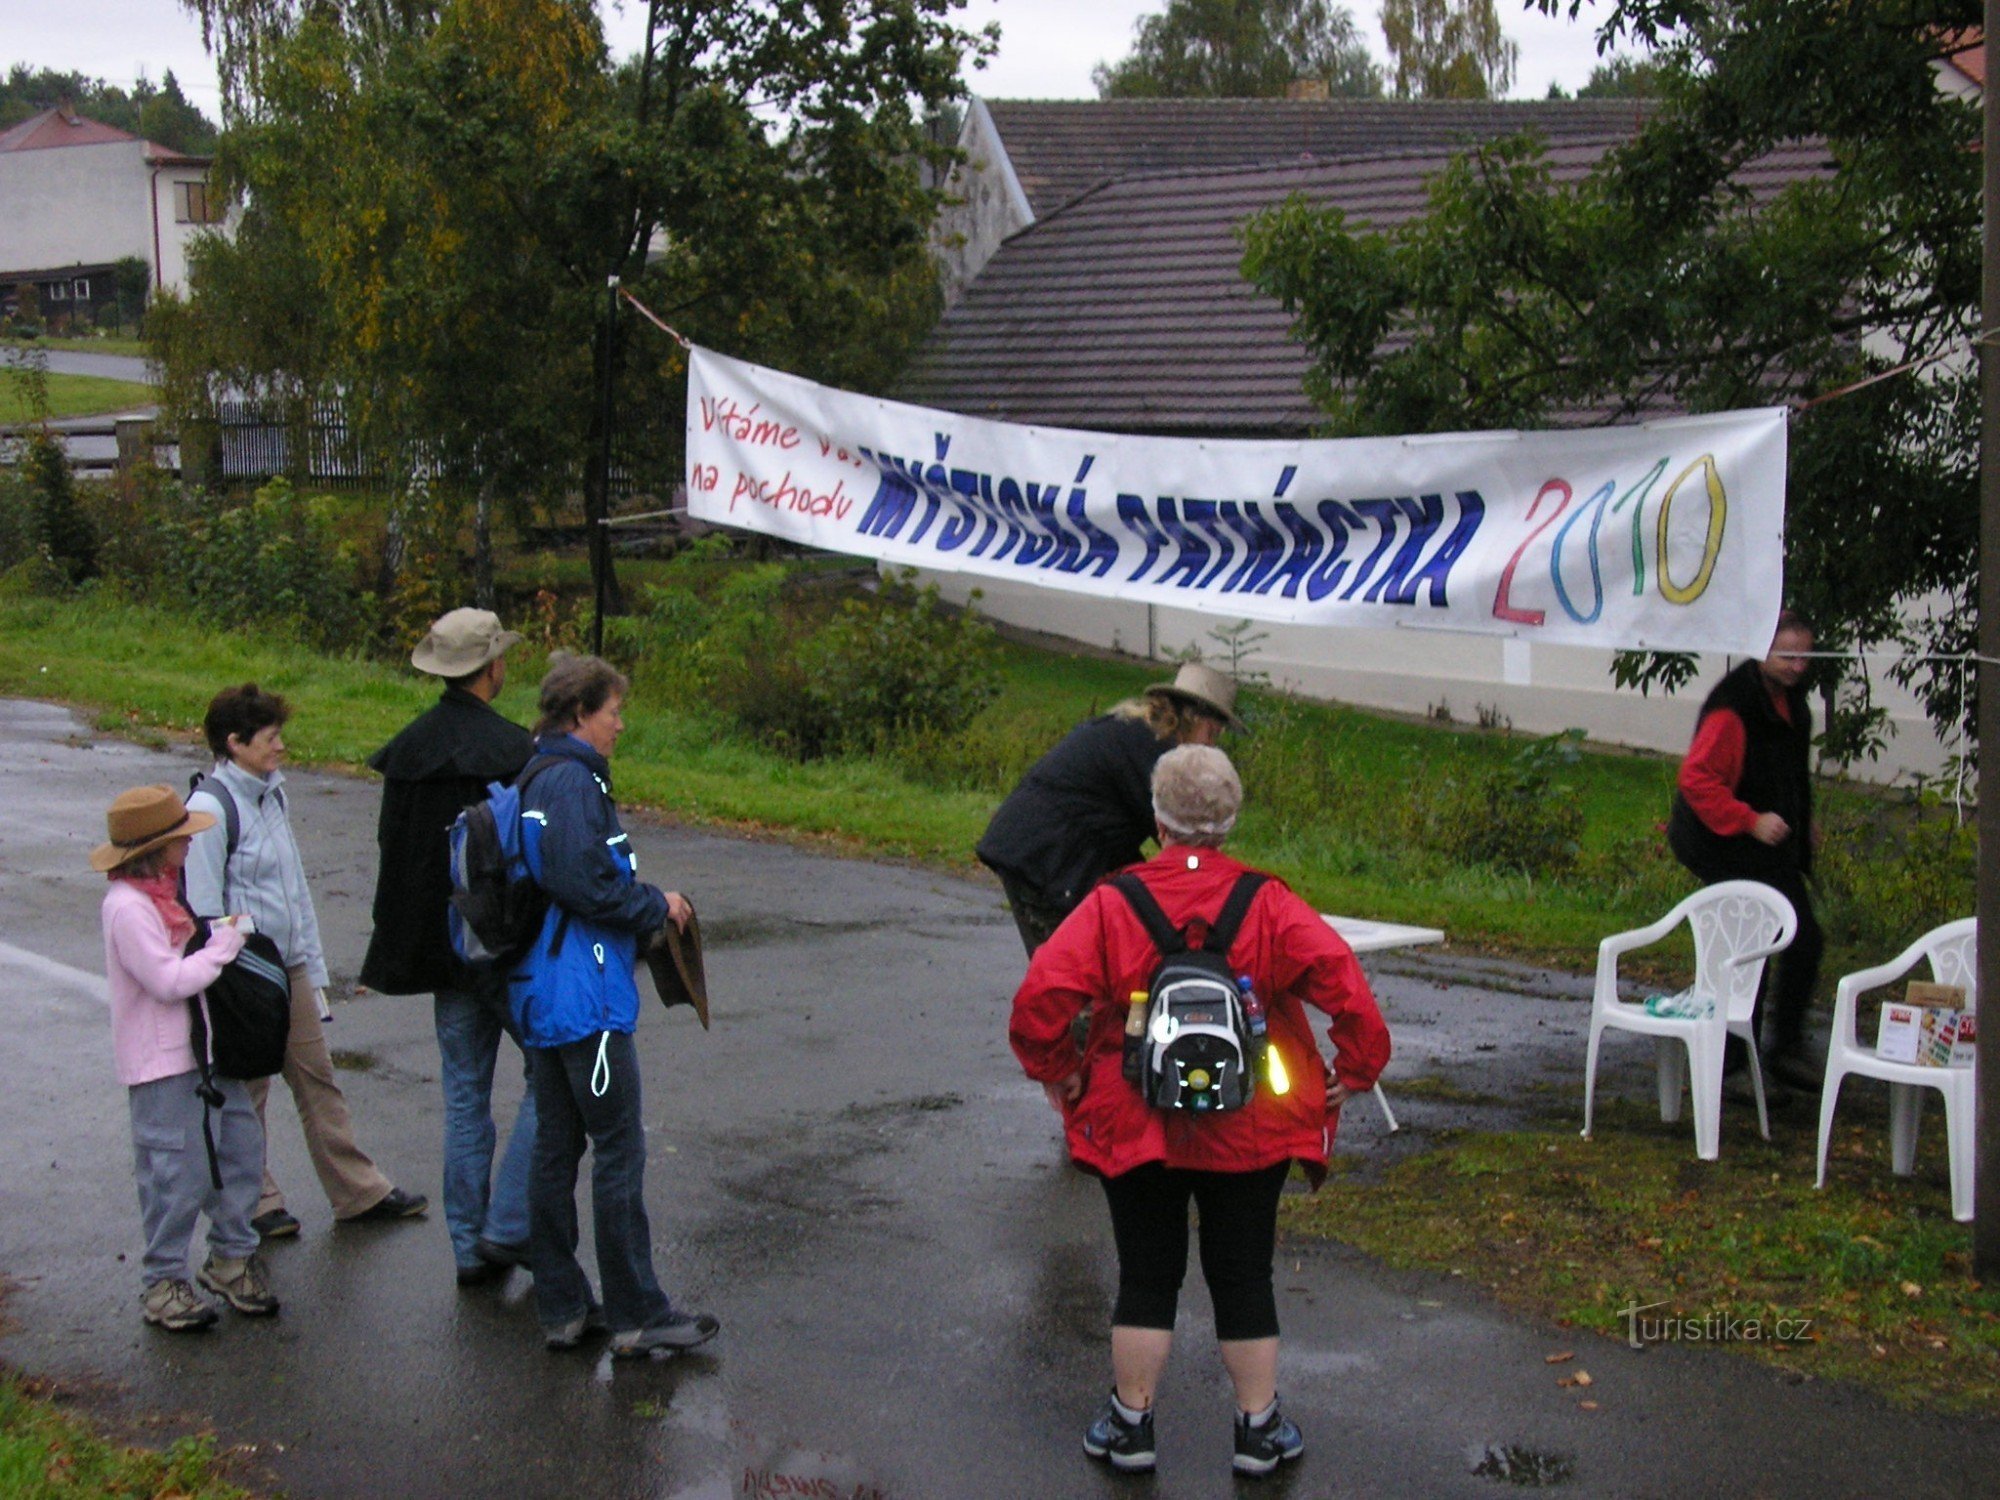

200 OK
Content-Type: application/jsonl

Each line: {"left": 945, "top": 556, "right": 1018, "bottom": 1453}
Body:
{"left": 932, "top": 99, "right": 1034, "bottom": 306}
{"left": 916, "top": 568, "right": 1957, "bottom": 785}
{"left": 0, "top": 139, "right": 216, "bottom": 294}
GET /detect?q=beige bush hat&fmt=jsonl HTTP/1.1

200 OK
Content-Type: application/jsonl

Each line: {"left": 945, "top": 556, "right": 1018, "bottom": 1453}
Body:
{"left": 1146, "top": 661, "right": 1247, "bottom": 733}
{"left": 412, "top": 608, "right": 522, "bottom": 677}
{"left": 90, "top": 785, "right": 216, "bottom": 872}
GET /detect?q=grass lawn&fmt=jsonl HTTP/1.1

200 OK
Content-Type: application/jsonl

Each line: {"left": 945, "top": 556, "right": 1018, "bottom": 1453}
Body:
{"left": 0, "top": 375, "right": 155, "bottom": 423}
{"left": 2, "top": 335, "right": 149, "bottom": 359}
{"left": 1290, "top": 1082, "right": 2000, "bottom": 1412}
{"left": 0, "top": 1368, "right": 250, "bottom": 1499}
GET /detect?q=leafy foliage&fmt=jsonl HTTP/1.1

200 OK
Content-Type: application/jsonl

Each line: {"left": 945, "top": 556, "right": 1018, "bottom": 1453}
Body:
{"left": 1380, "top": 0, "right": 1518, "bottom": 99}
{"left": 1438, "top": 729, "right": 1587, "bottom": 876}
{"left": 0, "top": 65, "right": 217, "bottom": 152}
{"left": 161, "top": 0, "right": 994, "bottom": 605}
{"left": 1093, "top": 0, "right": 1383, "bottom": 99}
{"left": 127, "top": 478, "right": 375, "bottom": 651}
{"left": 611, "top": 547, "right": 1001, "bottom": 760}
{"left": 1242, "top": 0, "right": 1980, "bottom": 757}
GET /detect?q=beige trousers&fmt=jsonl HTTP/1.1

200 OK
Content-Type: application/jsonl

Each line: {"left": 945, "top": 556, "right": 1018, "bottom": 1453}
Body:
{"left": 248, "top": 967, "right": 394, "bottom": 1220}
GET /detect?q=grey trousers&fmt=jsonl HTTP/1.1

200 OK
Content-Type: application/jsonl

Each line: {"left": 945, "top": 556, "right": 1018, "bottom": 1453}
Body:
{"left": 129, "top": 1069, "right": 261, "bottom": 1287}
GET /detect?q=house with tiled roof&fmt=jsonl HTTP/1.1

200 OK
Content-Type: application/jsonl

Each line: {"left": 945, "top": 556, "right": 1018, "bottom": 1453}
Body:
{"left": 0, "top": 105, "right": 226, "bottom": 326}
{"left": 933, "top": 96, "right": 1651, "bottom": 302}
{"left": 900, "top": 97, "right": 1959, "bottom": 780}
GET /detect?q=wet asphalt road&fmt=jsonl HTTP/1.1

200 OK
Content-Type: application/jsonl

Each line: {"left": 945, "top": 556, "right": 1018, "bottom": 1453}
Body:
{"left": 1, "top": 695, "right": 1996, "bottom": 1499}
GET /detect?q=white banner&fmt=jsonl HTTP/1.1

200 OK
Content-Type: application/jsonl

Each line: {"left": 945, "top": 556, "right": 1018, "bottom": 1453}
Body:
{"left": 686, "top": 347, "right": 1787, "bottom": 657}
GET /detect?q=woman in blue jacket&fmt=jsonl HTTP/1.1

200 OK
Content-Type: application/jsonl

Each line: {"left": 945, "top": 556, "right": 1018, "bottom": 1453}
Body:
{"left": 510, "top": 653, "right": 718, "bottom": 1358}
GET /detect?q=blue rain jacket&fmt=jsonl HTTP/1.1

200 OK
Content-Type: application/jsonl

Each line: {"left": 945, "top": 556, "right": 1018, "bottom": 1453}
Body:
{"left": 507, "top": 733, "right": 668, "bottom": 1048}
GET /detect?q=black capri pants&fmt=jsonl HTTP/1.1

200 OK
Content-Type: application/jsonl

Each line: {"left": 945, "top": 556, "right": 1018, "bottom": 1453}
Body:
{"left": 1099, "top": 1160, "right": 1292, "bottom": 1341}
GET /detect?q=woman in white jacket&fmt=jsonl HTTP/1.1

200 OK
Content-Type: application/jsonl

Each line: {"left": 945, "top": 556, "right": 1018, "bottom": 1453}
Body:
{"left": 185, "top": 683, "right": 426, "bottom": 1236}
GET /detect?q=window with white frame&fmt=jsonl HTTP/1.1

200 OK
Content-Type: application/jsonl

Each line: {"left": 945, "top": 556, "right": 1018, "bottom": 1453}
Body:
{"left": 72, "top": 277, "right": 90, "bottom": 300}
{"left": 47, "top": 281, "right": 67, "bottom": 301}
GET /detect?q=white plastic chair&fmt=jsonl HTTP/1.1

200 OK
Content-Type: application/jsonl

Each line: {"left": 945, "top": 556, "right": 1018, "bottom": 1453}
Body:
{"left": 1815, "top": 918, "right": 1976, "bottom": 1222}
{"left": 1582, "top": 881, "right": 1797, "bottom": 1161}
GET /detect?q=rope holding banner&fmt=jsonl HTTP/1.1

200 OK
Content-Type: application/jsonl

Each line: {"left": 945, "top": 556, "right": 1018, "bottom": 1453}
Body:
{"left": 618, "top": 287, "right": 692, "bottom": 350}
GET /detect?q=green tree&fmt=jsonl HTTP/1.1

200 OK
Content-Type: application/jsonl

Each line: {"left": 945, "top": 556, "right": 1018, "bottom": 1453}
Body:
{"left": 1379, "top": 0, "right": 1518, "bottom": 99}
{"left": 1240, "top": 0, "right": 1979, "bottom": 756}
{"left": 164, "top": 0, "right": 992, "bottom": 612}
{"left": 1094, "top": 0, "right": 1383, "bottom": 99}
{"left": 1577, "top": 53, "right": 1659, "bottom": 98}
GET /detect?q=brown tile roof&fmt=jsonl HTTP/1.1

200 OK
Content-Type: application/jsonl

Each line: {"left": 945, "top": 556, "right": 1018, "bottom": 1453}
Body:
{"left": 0, "top": 107, "right": 140, "bottom": 153}
{"left": 984, "top": 97, "right": 1656, "bottom": 218}
{"left": 899, "top": 139, "right": 1828, "bottom": 437}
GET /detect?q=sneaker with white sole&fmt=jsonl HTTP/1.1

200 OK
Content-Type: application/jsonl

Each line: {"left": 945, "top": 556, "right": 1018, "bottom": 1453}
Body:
{"left": 142, "top": 1278, "right": 218, "bottom": 1332}
{"left": 197, "top": 1253, "right": 280, "bottom": 1316}
{"left": 610, "top": 1311, "right": 720, "bottom": 1358}
{"left": 1082, "top": 1394, "right": 1156, "bottom": 1473}
{"left": 1233, "top": 1403, "right": 1305, "bottom": 1477}
{"left": 544, "top": 1305, "right": 608, "bottom": 1351}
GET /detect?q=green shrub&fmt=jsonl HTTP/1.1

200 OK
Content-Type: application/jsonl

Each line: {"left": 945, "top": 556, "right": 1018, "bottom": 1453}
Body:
{"left": 1816, "top": 790, "right": 1977, "bottom": 955}
{"left": 18, "top": 435, "right": 98, "bottom": 584}
{"left": 801, "top": 570, "right": 1000, "bottom": 754}
{"left": 153, "top": 478, "right": 374, "bottom": 651}
{"left": 1433, "top": 730, "right": 1588, "bottom": 878}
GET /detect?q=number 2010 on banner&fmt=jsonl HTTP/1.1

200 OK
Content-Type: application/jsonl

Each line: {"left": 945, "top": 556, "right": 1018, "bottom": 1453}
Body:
{"left": 1492, "top": 455, "right": 1725, "bottom": 627}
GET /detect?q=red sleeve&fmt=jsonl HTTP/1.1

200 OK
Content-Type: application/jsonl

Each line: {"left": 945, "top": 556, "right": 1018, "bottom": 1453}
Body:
{"left": 1262, "top": 889, "right": 1392, "bottom": 1091}
{"left": 1008, "top": 889, "right": 1113, "bottom": 1084}
{"left": 1678, "top": 709, "right": 1758, "bottom": 838}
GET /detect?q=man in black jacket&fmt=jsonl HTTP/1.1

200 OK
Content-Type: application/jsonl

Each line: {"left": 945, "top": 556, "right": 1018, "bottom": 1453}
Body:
{"left": 1667, "top": 612, "right": 1822, "bottom": 1091}
{"left": 359, "top": 609, "right": 536, "bottom": 1286}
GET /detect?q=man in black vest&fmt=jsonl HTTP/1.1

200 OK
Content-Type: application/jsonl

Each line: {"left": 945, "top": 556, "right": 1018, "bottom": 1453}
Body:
{"left": 1667, "top": 612, "right": 1822, "bottom": 1092}
{"left": 360, "top": 609, "right": 536, "bottom": 1286}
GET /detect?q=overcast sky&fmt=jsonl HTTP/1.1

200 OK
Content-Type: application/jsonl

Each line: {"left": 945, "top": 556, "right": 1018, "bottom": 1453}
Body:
{"left": 1, "top": 0, "right": 1617, "bottom": 124}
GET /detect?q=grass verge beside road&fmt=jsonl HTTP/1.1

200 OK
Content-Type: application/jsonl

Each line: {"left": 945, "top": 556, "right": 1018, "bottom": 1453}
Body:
{"left": 1289, "top": 1088, "right": 2000, "bottom": 1412}
{"left": 2, "top": 336, "right": 149, "bottom": 359}
{"left": 0, "top": 1369, "right": 250, "bottom": 1499}
{"left": 0, "top": 375, "right": 155, "bottom": 423}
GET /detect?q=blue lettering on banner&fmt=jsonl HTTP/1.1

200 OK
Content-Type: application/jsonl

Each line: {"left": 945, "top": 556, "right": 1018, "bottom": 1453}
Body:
{"left": 850, "top": 445, "right": 1484, "bottom": 611}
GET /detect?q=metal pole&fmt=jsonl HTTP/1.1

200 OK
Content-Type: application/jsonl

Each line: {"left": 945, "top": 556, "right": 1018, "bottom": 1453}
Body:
{"left": 1976, "top": 0, "right": 2000, "bottom": 1276}
{"left": 590, "top": 274, "right": 619, "bottom": 657}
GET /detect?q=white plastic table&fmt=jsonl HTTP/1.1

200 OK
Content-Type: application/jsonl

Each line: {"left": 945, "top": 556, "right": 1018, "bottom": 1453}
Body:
{"left": 1321, "top": 913, "right": 1445, "bottom": 1131}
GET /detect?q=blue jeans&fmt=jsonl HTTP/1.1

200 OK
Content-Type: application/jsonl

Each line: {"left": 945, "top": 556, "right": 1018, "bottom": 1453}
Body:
{"left": 527, "top": 1031, "right": 673, "bottom": 1335}
{"left": 435, "top": 981, "right": 538, "bottom": 1270}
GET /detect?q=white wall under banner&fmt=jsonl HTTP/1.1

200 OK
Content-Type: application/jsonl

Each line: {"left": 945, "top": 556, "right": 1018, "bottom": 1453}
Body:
{"left": 910, "top": 571, "right": 1957, "bottom": 788}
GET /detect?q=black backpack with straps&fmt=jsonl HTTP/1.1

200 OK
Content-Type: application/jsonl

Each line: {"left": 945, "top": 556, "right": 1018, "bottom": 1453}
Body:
{"left": 1110, "top": 870, "right": 1268, "bottom": 1113}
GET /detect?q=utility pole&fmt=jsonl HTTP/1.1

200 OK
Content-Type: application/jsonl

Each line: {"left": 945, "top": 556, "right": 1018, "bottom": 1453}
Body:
{"left": 1977, "top": 0, "right": 1999, "bottom": 1276}
{"left": 589, "top": 274, "right": 620, "bottom": 656}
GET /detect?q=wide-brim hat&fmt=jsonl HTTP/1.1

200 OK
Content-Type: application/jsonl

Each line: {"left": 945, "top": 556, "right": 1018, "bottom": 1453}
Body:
{"left": 90, "top": 784, "right": 216, "bottom": 872}
{"left": 411, "top": 608, "right": 523, "bottom": 678}
{"left": 1146, "top": 662, "right": 1248, "bottom": 733}
{"left": 644, "top": 908, "right": 710, "bottom": 1030}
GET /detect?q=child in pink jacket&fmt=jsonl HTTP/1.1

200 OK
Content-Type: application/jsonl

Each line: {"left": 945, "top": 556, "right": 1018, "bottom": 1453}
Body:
{"left": 95, "top": 784, "right": 278, "bottom": 1331}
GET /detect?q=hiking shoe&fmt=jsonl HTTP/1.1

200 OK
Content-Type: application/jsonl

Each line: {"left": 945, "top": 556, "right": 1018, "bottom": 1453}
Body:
{"left": 610, "top": 1311, "right": 721, "bottom": 1358}
{"left": 1767, "top": 1052, "right": 1822, "bottom": 1094}
{"left": 344, "top": 1187, "right": 428, "bottom": 1223}
{"left": 1082, "top": 1394, "right": 1156, "bottom": 1473}
{"left": 251, "top": 1208, "right": 300, "bottom": 1240}
{"left": 197, "top": 1253, "right": 280, "bottom": 1317}
{"left": 474, "top": 1237, "right": 530, "bottom": 1269}
{"left": 544, "top": 1305, "right": 608, "bottom": 1351}
{"left": 142, "top": 1278, "right": 218, "bottom": 1333}
{"left": 1233, "top": 1404, "right": 1305, "bottom": 1477}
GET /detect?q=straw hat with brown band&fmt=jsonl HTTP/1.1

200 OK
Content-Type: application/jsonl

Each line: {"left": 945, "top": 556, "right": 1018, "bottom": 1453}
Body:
{"left": 89, "top": 785, "right": 217, "bottom": 873}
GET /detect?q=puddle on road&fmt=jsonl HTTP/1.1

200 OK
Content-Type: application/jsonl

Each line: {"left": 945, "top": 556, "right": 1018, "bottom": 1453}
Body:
{"left": 1471, "top": 1443, "right": 1576, "bottom": 1486}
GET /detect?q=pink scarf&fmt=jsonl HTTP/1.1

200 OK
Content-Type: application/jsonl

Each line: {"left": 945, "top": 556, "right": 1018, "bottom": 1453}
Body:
{"left": 115, "top": 868, "right": 196, "bottom": 948}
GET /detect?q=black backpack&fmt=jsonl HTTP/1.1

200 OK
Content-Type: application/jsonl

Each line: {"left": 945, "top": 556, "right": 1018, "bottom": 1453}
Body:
{"left": 1110, "top": 871, "right": 1268, "bottom": 1113}
{"left": 183, "top": 916, "right": 293, "bottom": 1187}
{"left": 447, "top": 755, "right": 564, "bottom": 970}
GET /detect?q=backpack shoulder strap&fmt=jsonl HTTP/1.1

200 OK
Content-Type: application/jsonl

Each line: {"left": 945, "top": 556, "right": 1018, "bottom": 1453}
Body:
{"left": 1205, "top": 872, "right": 1269, "bottom": 956}
{"left": 189, "top": 771, "right": 240, "bottom": 858}
{"left": 1109, "top": 872, "right": 1185, "bottom": 957}
{"left": 513, "top": 753, "right": 564, "bottom": 795}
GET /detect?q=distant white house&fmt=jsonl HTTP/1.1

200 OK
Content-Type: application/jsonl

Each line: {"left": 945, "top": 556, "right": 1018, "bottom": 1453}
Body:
{"left": 0, "top": 105, "right": 227, "bottom": 325}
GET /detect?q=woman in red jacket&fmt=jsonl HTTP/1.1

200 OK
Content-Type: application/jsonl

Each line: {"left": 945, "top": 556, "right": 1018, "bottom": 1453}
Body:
{"left": 1010, "top": 745, "right": 1390, "bottom": 1481}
